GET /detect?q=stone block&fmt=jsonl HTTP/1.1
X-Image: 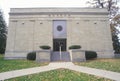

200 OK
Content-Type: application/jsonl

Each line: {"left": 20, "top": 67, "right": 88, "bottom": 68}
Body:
{"left": 36, "top": 50, "right": 51, "bottom": 62}
{"left": 115, "top": 54, "right": 120, "bottom": 58}
{"left": 69, "top": 50, "right": 86, "bottom": 62}
{"left": 97, "top": 51, "right": 114, "bottom": 58}
{"left": 5, "top": 51, "right": 27, "bottom": 59}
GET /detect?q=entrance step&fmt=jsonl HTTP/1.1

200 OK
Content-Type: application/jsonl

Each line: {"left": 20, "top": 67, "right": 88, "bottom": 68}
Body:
{"left": 51, "top": 52, "right": 71, "bottom": 62}
{"left": 48, "top": 62, "right": 74, "bottom": 67}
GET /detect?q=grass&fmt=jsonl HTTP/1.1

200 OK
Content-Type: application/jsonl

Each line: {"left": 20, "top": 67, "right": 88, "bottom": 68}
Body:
{"left": 6, "top": 69, "right": 113, "bottom": 81}
{"left": 0, "top": 54, "right": 48, "bottom": 72}
{"left": 75, "top": 58, "right": 120, "bottom": 73}
{"left": 0, "top": 54, "right": 119, "bottom": 80}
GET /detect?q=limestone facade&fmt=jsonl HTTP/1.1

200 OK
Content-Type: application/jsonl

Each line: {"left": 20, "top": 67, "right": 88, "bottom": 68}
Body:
{"left": 5, "top": 8, "right": 114, "bottom": 59}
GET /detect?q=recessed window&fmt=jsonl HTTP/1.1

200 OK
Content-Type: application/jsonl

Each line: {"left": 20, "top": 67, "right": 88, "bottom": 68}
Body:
{"left": 22, "top": 22, "right": 25, "bottom": 25}
{"left": 94, "top": 22, "right": 97, "bottom": 24}
{"left": 40, "top": 22, "right": 43, "bottom": 24}
{"left": 76, "top": 22, "right": 79, "bottom": 24}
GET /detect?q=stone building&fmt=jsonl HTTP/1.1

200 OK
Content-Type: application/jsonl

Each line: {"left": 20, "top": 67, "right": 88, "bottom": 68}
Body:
{"left": 5, "top": 8, "right": 114, "bottom": 60}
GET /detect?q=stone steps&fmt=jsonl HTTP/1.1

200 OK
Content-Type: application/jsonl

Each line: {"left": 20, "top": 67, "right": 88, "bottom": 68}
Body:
{"left": 51, "top": 52, "right": 71, "bottom": 62}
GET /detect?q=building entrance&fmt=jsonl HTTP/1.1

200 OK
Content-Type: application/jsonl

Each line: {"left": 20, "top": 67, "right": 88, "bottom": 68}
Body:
{"left": 53, "top": 39, "right": 66, "bottom": 51}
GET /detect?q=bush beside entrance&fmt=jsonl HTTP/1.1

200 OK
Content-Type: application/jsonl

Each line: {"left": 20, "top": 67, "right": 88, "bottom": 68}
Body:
{"left": 69, "top": 45, "right": 81, "bottom": 49}
{"left": 40, "top": 45, "right": 51, "bottom": 50}
{"left": 85, "top": 51, "right": 97, "bottom": 60}
{"left": 27, "top": 52, "right": 36, "bottom": 60}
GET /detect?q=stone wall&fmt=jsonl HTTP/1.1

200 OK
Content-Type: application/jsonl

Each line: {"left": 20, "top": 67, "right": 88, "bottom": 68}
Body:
{"left": 69, "top": 50, "right": 86, "bottom": 62}
{"left": 36, "top": 50, "right": 51, "bottom": 62}
{"left": 115, "top": 54, "right": 120, "bottom": 58}
{"left": 5, "top": 8, "right": 114, "bottom": 59}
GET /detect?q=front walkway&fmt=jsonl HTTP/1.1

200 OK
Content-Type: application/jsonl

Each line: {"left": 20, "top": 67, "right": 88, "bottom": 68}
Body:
{"left": 0, "top": 62, "right": 120, "bottom": 81}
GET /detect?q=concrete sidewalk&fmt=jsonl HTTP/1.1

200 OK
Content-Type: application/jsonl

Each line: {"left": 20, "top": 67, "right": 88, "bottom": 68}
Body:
{"left": 0, "top": 62, "right": 120, "bottom": 81}
{"left": 0, "top": 65, "right": 59, "bottom": 80}
{"left": 66, "top": 64, "right": 120, "bottom": 81}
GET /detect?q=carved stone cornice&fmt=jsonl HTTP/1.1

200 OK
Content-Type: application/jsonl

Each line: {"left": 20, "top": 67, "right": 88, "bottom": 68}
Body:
{"left": 10, "top": 12, "right": 108, "bottom": 15}
{"left": 9, "top": 8, "right": 109, "bottom": 16}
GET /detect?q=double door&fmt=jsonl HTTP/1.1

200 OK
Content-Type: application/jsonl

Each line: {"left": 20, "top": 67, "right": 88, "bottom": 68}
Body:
{"left": 53, "top": 39, "right": 66, "bottom": 51}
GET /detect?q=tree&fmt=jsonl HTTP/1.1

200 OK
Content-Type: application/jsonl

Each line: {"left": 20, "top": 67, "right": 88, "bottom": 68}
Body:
{"left": 87, "top": 0, "right": 120, "bottom": 54}
{"left": 87, "top": 0, "right": 119, "bottom": 14}
{"left": 0, "top": 9, "right": 7, "bottom": 54}
{"left": 87, "top": 0, "right": 105, "bottom": 8}
{"left": 111, "top": 15, "right": 120, "bottom": 53}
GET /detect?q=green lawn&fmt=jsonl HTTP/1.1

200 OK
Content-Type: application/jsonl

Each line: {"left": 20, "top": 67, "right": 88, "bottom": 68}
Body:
{"left": 0, "top": 54, "right": 118, "bottom": 81}
{"left": 75, "top": 58, "right": 120, "bottom": 73}
{"left": 6, "top": 69, "right": 112, "bottom": 81}
{"left": 0, "top": 54, "right": 48, "bottom": 72}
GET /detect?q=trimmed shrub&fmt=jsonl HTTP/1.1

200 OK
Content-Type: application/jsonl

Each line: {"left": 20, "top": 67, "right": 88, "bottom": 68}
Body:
{"left": 69, "top": 45, "right": 81, "bottom": 49}
{"left": 85, "top": 51, "right": 97, "bottom": 60}
{"left": 27, "top": 52, "right": 36, "bottom": 60}
{"left": 40, "top": 45, "right": 51, "bottom": 50}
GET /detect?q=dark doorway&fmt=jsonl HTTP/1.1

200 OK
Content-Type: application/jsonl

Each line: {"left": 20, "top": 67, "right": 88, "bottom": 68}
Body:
{"left": 53, "top": 39, "right": 66, "bottom": 51}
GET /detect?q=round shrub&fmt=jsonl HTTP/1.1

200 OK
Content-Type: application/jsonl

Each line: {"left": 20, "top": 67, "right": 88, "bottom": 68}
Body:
{"left": 27, "top": 52, "right": 36, "bottom": 60}
{"left": 69, "top": 45, "right": 81, "bottom": 49}
{"left": 85, "top": 51, "right": 97, "bottom": 60}
{"left": 40, "top": 45, "right": 51, "bottom": 50}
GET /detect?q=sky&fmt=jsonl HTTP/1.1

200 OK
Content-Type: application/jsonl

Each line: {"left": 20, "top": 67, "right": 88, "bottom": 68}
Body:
{"left": 0, "top": 0, "right": 89, "bottom": 24}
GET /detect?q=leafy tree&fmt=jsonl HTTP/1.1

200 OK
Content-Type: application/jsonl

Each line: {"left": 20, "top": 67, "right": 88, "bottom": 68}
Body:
{"left": 0, "top": 9, "right": 7, "bottom": 54}
{"left": 87, "top": 0, "right": 120, "bottom": 54}
{"left": 112, "top": 34, "right": 120, "bottom": 53}
{"left": 111, "top": 15, "right": 120, "bottom": 53}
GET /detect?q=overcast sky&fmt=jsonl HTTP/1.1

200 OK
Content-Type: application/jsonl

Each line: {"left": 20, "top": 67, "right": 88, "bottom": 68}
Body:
{"left": 0, "top": 0, "right": 89, "bottom": 24}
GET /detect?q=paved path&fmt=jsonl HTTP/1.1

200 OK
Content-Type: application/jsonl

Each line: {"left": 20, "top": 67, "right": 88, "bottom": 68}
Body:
{"left": 0, "top": 62, "right": 120, "bottom": 81}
